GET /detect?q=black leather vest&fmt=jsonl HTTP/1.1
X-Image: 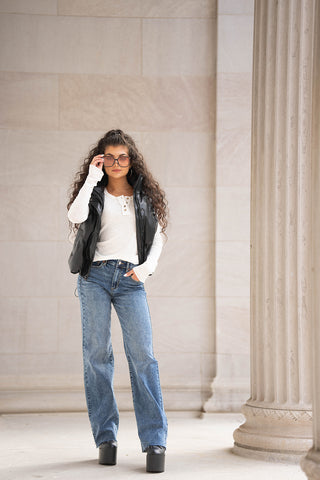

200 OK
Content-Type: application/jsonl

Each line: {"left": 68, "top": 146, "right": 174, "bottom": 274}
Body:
{"left": 68, "top": 173, "right": 158, "bottom": 279}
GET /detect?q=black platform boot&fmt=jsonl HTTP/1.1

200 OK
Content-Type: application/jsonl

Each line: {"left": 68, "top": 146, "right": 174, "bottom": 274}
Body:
{"left": 146, "top": 445, "right": 165, "bottom": 473}
{"left": 98, "top": 440, "right": 118, "bottom": 465}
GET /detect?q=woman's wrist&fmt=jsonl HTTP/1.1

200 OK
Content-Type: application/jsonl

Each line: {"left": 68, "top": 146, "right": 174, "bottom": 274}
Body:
{"left": 133, "top": 264, "right": 152, "bottom": 283}
{"left": 87, "top": 164, "right": 104, "bottom": 184}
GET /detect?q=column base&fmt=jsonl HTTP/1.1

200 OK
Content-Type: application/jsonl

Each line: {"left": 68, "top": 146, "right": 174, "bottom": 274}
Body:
{"left": 203, "top": 377, "right": 250, "bottom": 412}
{"left": 233, "top": 403, "right": 313, "bottom": 464}
{"left": 301, "top": 448, "right": 320, "bottom": 479}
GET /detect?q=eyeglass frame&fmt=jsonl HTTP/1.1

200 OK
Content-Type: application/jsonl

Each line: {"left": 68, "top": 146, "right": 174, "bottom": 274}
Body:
{"left": 102, "top": 154, "right": 131, "bottom": 168}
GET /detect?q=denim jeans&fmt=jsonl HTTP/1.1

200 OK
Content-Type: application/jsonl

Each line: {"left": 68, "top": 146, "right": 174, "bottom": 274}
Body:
{"left": 77, "top": 258, "right": 168, "bottom": 452}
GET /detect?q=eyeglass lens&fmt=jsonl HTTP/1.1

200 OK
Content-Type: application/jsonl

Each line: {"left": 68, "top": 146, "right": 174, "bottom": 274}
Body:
{"left": 103, "top": 154, "right": 130, "bottom": 167}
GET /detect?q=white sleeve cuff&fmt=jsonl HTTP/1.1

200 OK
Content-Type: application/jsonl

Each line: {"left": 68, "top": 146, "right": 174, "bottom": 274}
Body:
{"left": 133, "top": 263, "right": 152, "bottom": 283}
{"left": 87, "top": 164, "right": 104, "bottom": 185}
{"left": 132, "top": 223, "right": 165, "bottom": 283}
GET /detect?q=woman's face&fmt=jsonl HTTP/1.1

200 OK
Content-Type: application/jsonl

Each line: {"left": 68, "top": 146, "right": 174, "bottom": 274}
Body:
{"left": 103, "top": 144, "right": 131, "bottom": 180}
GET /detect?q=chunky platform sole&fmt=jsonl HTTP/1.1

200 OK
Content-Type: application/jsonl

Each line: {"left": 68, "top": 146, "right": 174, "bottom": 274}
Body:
{"left": 146, "top": 450, "right": 165, "bottom": 473}
{"left": 98, "top": 441, "right": 117, "bottom": 465}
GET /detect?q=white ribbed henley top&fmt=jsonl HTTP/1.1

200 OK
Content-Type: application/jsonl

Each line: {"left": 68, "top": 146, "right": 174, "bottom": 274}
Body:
{"left": 67, "top": 165, "right": 166, "bottom": 283}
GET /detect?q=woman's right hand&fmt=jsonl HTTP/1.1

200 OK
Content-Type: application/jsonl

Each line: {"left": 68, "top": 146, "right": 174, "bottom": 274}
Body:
{"left": 90, "top": 154, "right": 105, "bottom": 170}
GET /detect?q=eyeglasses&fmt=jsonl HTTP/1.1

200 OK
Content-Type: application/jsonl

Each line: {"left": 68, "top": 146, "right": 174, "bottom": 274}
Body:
{"left": 103, "top": 154, "right": 130, "bottom": 167}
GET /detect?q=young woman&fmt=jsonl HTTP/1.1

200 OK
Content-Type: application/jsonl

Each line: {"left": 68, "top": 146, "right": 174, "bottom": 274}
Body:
{"left": 67, "top": 129, "right": 168, "bottom": 473}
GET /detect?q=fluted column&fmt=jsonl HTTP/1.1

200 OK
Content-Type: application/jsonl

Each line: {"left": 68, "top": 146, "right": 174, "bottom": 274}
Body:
{"left": 233, "top": 0, "right": 316, "bottom": 462}
{"left": 301, "top": 1, "right": 320, "bottom": 477}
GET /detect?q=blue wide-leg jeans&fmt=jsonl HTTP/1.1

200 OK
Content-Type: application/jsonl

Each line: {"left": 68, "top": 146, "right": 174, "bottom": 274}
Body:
{"left": 77, "top": 258, "right": 168, "bottom": 452}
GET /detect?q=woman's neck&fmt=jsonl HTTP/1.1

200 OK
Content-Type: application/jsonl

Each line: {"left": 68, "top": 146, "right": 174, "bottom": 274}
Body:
{"left": 106, "top": 177, "right": 133, "bottom": 196}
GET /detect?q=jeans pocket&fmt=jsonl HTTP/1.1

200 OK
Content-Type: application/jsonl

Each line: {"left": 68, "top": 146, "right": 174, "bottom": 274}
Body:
{"left": 127, "top": 273, "right": 143, "bottom": 284}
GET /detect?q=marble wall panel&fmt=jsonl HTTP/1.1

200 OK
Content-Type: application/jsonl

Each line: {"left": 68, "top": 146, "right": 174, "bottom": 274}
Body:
{"left": 0, "top": 130, "right": 64, "bottom": 187}
{"left": 0, "top": 0, "right": 57, "bottom": 15}
{"left": 216, "top": 241, "right": 250, "bottom": 297}
{"left": 0, "top": 242, "right": 59, "bottom": 297}
{"left": 58, "top": 297, "right": 82, "bottom": 353}
{"left": 25, "top": 298, "right": 58, "bottom": 353}
{"left": 58, "top": 0, "right": 215, "bottom": 18}
{"left": 216, "top": 297, "right": 250, "bottom": 354}
{"left": 0, "top": 14, "right": 141, "bottom": 75}
{"left": 0, "top": 130, "right": 141, "bottom": 187}
{"left": 216, "top": 126, "right": 251, "bottom": 186}
{"left": 216, "top": 73, "right": 252, "bottom": 129}
{"left": 166, "top": 186, "right": 214, "bottom": 240}
{"left": 59, "top": 75, "right": 214, "bottom": 132}
{"left": 0, "top": 298, "right": 26, "bottom": 354}
{"left": 216, "top": 352, "right": 249, "bottom": 378}
{"left": 59, "top": 187, "right": 72, "bottom": 242}
{"left": 216, "top": 186, "right": 250, "bottom": 241}
{"left": 140, "top": 131, "right": 214, "bottom": 188}
{"left": 218, "top": 0, "right": 254, "bottom": 15}
{"left": 0, "top": 0, "right": 218, "bottom": 412}
{"left": 205, "top": 2, "right": 253, "bottom": 411}
{"left": 0, "top": 186, "right": 59, "bottom": 241}
{"left": 0, "top": 372, "right": 82, "bottom": 389}
{"left": 0, "top": 352, "right": 82, "bottom": 377}
{"left": 58, "top": 0, "right": 142, "bottom": 17}
{"left": 217, "top": 14, "right": 254, "bottom": 73}
{"left": 141, "top": 0, "right": 216, "bottom": 18}
{"left": 0, "top": 72, "right": 59, "bottom": 130}
{"left": 157, "top": 352, "right": 202, "bottom": 387}
{"left": 144, "top": 238, "right": 214, "bottom": 297}
{"left": 55, "top": 242, "right": 82, "bottom": 297}
{"left": 143, "top": 19, "right": 215, "bottom": 76}
{"left": 147, "top": 296, "right": 214, "bottom": 353}
{"left": 201, "top": 353, "right": 216, "bottom": 384}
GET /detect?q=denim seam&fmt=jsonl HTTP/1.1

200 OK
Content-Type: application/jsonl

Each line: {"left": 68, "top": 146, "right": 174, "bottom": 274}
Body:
{"left": 78, "top": 275, "right": 97, "bottom": 444}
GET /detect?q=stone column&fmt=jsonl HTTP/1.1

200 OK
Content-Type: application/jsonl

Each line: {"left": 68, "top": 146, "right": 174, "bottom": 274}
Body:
{"left": 301, "top": 1, "right": 320, "bottom": 477}
{"left": 233, "top": 0, "right": 317, "bottom": 462}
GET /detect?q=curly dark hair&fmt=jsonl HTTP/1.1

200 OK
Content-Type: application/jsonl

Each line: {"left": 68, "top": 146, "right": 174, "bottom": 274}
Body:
{"left": 67, "top": 129, "right": 169, "bottom": 238}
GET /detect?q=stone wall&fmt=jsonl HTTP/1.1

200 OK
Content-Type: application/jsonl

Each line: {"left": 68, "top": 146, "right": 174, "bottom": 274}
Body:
{"left": 0, "top": 0, "right": 253, "bottom": 412}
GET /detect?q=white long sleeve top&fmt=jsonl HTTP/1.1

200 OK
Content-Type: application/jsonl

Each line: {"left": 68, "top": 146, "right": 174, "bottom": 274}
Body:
{"left": 67, "top": 165, "right": 165, "bottom": 283}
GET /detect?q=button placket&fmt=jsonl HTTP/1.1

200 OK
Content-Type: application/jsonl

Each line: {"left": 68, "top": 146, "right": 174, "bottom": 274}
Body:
{"left": 117, "top": 195, "right": 131, "bottom": 215}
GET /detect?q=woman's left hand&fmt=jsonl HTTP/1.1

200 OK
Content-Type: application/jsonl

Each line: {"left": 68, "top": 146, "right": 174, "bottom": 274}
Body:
{"left": 124, "top": 269, "right": 140, "bottom": 282}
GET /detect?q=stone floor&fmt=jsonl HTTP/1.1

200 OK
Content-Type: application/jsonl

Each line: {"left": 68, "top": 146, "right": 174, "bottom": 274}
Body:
{"left": 0, "top": 411, "right": 307, "bottom": 480}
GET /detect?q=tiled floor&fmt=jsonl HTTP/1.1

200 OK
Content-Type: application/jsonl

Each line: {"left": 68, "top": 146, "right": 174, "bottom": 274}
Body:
{"left": 0, "top": 411, "right": 307, "bottom": 479}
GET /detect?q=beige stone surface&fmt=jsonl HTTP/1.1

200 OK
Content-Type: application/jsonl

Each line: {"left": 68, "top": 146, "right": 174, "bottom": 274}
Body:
{"left": 0, "top": 186, "right": 59, "bottom": 241}
{"left": 216, "top": 186, "right": 250, "bottom": 241}
{"left": 58, "top": 0, "right": 215, "bottom": 18}
{"left": 217, "top": 14, "right": 254, "bottom": 73}
{"left": 216, "top": 73, "right": 252, "bottom": 128}
{"left": 25, "top": 298, "right": 59, "bottom": 354}
{"left": 216, "top": 296, "right": 250, "bottom": 354}
{"left": 205, "top": 4, "right": 253, "bottom": 413}
{"left": 140, "top": 131, "right": 215, "bottom": 187}
{"left": 0, "top": 412, "right": 307, "bottom": 480}
{"left": 59, "top": 75, "right": 215, "bottom": 132}
{"left": 218, "top": 0, "right": 254, "bottom": 15}
{"left": 0, "top": 14, "right": 141, "bottom": 75}
{"left": 0, "top": 0, "right": 250, "bottom": 416}
{"left": 216, "top": 241, "right": 250, "bottom": 297}
{"left": 143, "top": 19, "right": 215, "bottom": 76}
{"left": 301, "top": 1, "right": 320, "bottom": 476}
{"left": 148, "top": 296, "right": 214, "bottom": 353}
{"left": 0, "top": 72, "right": 59, "bottom": 129}
{"left": 234, "top": 0, "right": 316, "bottom": 463}
{"left": 0, "top": 0, "right": 57, "bottom": 15}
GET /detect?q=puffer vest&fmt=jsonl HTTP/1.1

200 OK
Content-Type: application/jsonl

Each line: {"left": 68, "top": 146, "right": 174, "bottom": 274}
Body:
{"left": 68, "top": 173, "right": 158, "bottom": 279}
